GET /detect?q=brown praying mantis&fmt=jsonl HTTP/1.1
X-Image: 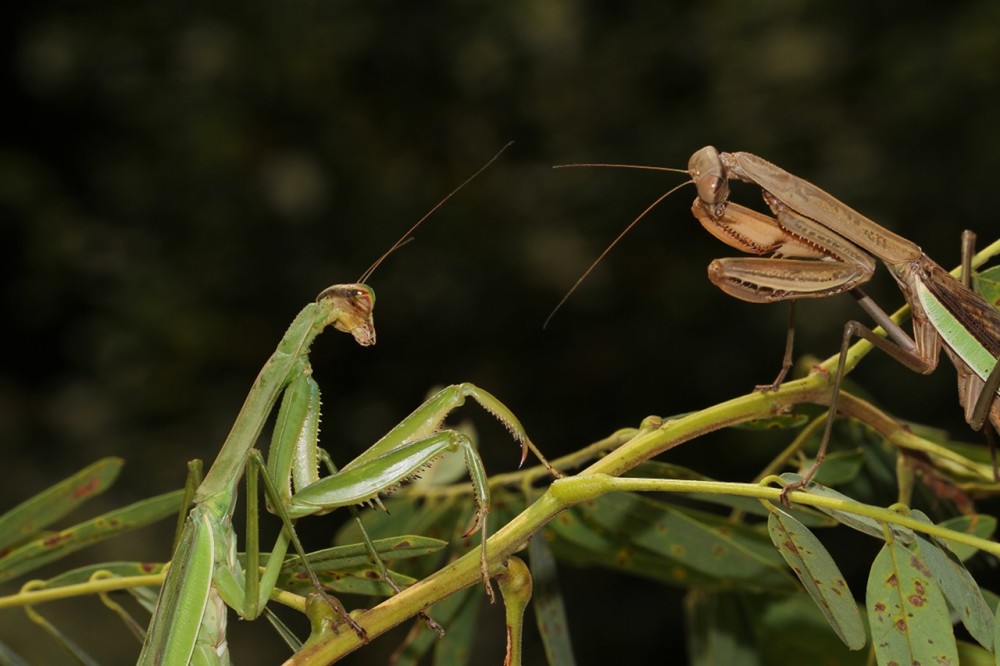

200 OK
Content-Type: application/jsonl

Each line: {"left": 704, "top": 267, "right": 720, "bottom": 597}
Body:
{"left": 554, "top": 147, "right": 1000, "bottom": 501}
{"left": 686, "top": 146, "right": 1000, "bottom": 498}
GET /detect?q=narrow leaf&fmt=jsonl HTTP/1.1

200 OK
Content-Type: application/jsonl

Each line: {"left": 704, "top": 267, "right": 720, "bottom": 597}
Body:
{"left": 685, "top": 590, "right": 761, "bottom": 666}
{"left": 392, "top": 587, "right": 475, "bottom": 666}
{"left": 579, "top": 493, "right": 794, "bottom": 591}
{"left": 433, "top": 585, "right": 481, "bottom": 666}
{"left": 0, "top": 490, "right": 183, "bottom": 583}
{"left": 24, "top": 605, "right": 101, "bottom": 666}
{"left": 529, "top": 532, "right": 577, "bottom": 666}
{"left": 0, "top": 640, "right": 30, "bottom": 666}
{"left": 767, "top": 510, "right": 865, "bottom": 649}
{"left": 0, "top": 458, "right": 123, "bottom": 553}
{"left": 271, "top": 535, "right": 446, "bottom": 571}
{"left": 545, "top": 507, "right": 718, "bottom": 588}
{"left": 867, "top": 542, "right": 958, "bottom": 665}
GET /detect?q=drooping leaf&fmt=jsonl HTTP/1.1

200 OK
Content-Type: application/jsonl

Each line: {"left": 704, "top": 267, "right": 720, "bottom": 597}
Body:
{"left": 912, "top": 534, "right": 993, "bottom": 649}
{"left": 433, "top": 584, "right": 481, "bottom": 666}
{"left": 0, "top": 639, "right": 30, "bottom": 666}
{"left": 755, "top": 593, "right": 869, "bottom": 666}
{"left": 392, "top": 587, "right": 476, "bottom": 666}
{"left": 0, "top": 458, "right": 123, "bottom": 554}
{"left": 529, "top": 532, "right": 577, "bottom": 666}
{"left": 545, "top": 506, "right": 718, "bottom": 588}
{"left": 24, "top": 604, "right": 101, "bottom": 666}
{"left": 767, "top": 510, "right": 865, "bottom": 649}
{"left": 0, "top": 489, "right": 184, "bottom": 583}
{"left": 685, "top": 590, "right": 761, "bottom": 666}
{"left": 577, "top": 492, "right": 795, "bottom": 591}
{"left": 866, "top": 542, "right": 957, "bottom": 665}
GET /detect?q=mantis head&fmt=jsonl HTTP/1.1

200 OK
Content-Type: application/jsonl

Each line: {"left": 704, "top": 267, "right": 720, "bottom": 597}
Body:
{"left": 316, "top": 283, "right": 377, "bottom": 346}
{"left": 688, "top": 145, "right": 730, "bottom": 219}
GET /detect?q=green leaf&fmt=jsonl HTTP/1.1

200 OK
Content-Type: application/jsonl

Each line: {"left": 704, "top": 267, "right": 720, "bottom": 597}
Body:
{"left": 0, "top": 639, "right": 30, "bottom": 666}
{"left": 767, "top": 510, "right": 865, "bottom": 649}
{"left": 866, "top": 542, "right": 957, "bottom": 665}
{"left": 577, "top": 493, "right": 795, "bottom": 591}
{"left": 545, "top": 506, "right": 718, "bottom": 588}
{"left": 24, "top": 605, "right": 101, "bottom": 666}
{"left": 0, "top": 489, "right": 183, "bottom": 583}
{"left": 393, "top": 587, "right": 476, "bottom": 666}
{"left": 936, "top": 515, "right": 997, "bottom": 561}
{"left": 529, "top": 533, "right": 577, "bottom": 666}
{"left": 973, "top": 265, "right": 1000, "bottom": 308}
{"left": 779, "top": 474, "right": 915, "bottom": 543}
{"left": 810, "top": 448, "right": 866, "bottom": 486}
{"left": 756, "top": 593, "right": 869, "bottom": 666}
{"left": 0, "top": 458, "right": 123, "bottom": 553}
{"left": 275, "top": 535, "right": 447, "bottom": 570}
{"left": 685, "top": 590, "right": 761, "bottom": 666}
{"left": 433, "top": 585, "right": 480, "bottom": 666}
{"left": 912, "top": 534, "right": 993, "bottom": 649}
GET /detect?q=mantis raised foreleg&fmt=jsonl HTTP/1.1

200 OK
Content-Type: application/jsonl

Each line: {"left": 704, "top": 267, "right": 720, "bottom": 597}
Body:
{"left": 686, "top": 146, "right": 1000, "bottom": 497}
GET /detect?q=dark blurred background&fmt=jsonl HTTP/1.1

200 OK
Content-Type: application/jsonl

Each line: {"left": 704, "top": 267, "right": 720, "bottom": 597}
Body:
{"left": 3, "top": 2, "right": 1000, "bottom": 663}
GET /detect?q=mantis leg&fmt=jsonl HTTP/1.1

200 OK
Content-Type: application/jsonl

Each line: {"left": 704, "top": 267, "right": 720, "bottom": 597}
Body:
{"left": 317, "top": 448, "right": 446, "bottom": 636}
{"left": 780, "top": 290, "right": 940, "bottom": 503}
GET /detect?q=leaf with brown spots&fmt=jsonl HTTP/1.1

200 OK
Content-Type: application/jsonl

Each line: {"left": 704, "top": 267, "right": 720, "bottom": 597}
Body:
{"left": 913, "top": 534, "right": 993, "bottom": 650}
{"left": 767, "top": 510, "right": 865, "bottom": 649}
{"left": 0, "top": 458, "right": 123, "bottom": 554}
{"left": 866, "top": 542, "right": 957, "bottom": 666}
{"left": 0, "top": 489, "right": 183, "bottom": 583}
{"left": 575, "top": 492, "right": 795, "bottom": 592}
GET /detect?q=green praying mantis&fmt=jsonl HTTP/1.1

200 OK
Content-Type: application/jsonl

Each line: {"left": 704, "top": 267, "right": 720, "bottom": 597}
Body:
{"left": 138, "top": 148, "right": 553, "bottom": 664}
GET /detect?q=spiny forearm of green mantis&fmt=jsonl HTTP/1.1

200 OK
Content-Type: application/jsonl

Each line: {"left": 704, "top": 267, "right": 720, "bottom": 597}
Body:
{"left": 403, "top": 426, "right": 643, "bottom": 501}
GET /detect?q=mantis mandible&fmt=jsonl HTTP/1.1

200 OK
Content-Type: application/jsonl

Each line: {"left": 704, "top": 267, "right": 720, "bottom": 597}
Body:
{"left": 686, "top": 146, "right": 1000, "bottom": 498}
{"left": 138, "top": 145, "right": 551, "bottom": 664}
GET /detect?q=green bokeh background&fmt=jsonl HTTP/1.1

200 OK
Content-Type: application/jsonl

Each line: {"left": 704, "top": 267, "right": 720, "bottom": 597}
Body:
{"left": 3, "top": 2, "right": 1000, "bottom": 663}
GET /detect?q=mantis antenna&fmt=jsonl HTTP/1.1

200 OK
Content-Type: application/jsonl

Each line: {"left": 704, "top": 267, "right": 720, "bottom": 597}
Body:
{"left": 543, "top": 163, "right": 692, "bottom": 329}
{"left": 357, "top": 141, "right": 515, "bottom": 283}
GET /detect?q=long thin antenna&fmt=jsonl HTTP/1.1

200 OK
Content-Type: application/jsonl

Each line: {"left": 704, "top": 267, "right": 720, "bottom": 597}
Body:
{"left": 357, "top": 141, "right": 515, "bottom": 283}
{"left": 543, "top": 178, "right": 692, "bottom": 329}
{"left": 553, "top": 163, "right": 689, "bottom": 175}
